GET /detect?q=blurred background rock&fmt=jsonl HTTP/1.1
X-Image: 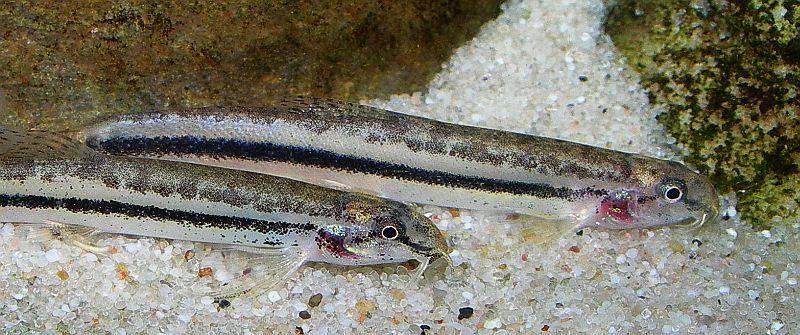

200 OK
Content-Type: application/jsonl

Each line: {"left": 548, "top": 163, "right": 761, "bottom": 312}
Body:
{"left": 0, "top": 1, "right": 502, "bottom": 128}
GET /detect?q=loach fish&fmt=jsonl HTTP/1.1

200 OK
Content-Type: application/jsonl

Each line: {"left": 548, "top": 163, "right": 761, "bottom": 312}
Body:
{"left": 82, "top": 97, "right": 719, "bottom": 237}
{"left": 0, "top": 127, "right": 449, "bottom": 297}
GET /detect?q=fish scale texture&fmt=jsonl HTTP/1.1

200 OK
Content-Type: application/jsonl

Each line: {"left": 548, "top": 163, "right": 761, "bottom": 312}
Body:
{"left": 1, "top": 0, "right": 796, "bottom": 334}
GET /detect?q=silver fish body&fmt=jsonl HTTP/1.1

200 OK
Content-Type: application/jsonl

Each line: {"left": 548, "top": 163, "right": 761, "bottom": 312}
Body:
{"left": 0, "top": 128, "right": 448, "bottom": 269}
{"left": 83, "top": 97, "right": 719, "bottom": 231}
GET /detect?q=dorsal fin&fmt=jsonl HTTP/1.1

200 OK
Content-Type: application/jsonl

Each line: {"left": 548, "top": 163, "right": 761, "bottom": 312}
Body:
{"left": 0, "top": 126, "right": 95, "bottom": 161}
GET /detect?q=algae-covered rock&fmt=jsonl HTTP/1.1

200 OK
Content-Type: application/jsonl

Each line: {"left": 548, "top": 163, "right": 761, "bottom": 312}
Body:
{"left": 0, "top": 1, "right": 502, "bottom": 129}
{"left": 605, "top": 0, "right": 799, "bottom": 229}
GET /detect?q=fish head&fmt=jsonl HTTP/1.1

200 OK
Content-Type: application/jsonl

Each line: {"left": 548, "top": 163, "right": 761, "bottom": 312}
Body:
{"left": 587, "top": 156, "right": 719, "bottom": 230}
{"left": 316, "top": 194, "right": 450, "bottom": 267}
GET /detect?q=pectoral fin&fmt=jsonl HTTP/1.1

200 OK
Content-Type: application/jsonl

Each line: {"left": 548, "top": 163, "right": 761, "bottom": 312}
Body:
{"left": 506, "top": 214, "right": 577, "bottom": 246}
{"left": 29, "top": 220, "right": 110, "bottom": 255}
{"left": 210, "top": 245, "right": 307, "bottom": 301}
{"left": 320, "top": 178, "right": 384, "bottom": 197}
{"left": 320, "top": 179, "right": 352, "bottom": 191}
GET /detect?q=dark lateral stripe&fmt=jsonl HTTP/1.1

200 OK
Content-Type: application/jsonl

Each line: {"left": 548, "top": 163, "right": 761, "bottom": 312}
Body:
{"left": 89, "top": 136, "right": 608, "bottom": 201}
{"left": 0, "top": 194, "right": 317, "bottom": 245}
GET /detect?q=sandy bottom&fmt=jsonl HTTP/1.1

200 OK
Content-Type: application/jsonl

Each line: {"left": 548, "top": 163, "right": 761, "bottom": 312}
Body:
{"left": 1, "top": 0, "right": 796, "bottom": 334}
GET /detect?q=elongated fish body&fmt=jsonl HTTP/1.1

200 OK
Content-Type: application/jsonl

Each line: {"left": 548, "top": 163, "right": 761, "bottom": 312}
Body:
{"left": 84, "top": 97, "right": 719, "bottom": 230}
{"left": 0, "top": 128, "right": 448, "bottom": 270}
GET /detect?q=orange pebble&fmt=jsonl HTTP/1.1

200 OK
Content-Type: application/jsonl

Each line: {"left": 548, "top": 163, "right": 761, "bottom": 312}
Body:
{"left": 198, "top": 267, "right": 213, "bottom": 278}
{"left": 116, "top": 263, "right": 129, "bottom": 280}
{"left": 56, "top": 270, "right": 69, "bottom": 281}
{"left": 448, "top": 208, "right": 460, "bottom": 218}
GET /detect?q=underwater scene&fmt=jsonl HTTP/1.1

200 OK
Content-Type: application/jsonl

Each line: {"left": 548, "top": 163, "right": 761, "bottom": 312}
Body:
{"left": 0, "top": 1, "right": 797, "bottom": 334}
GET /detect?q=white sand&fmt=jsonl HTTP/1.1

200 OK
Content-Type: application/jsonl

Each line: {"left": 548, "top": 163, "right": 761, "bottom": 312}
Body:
{"left": 1, "top": 0, "right": 796, "bottom": 334}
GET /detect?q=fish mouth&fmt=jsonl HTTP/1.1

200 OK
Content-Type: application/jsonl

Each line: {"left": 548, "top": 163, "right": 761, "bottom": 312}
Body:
{"left": 405, "top": 238, "right": 451, "bottom": 275}
{"left": 673, "top": 216, "right": 702, "bottom": 228}
{"left": 691, "top": 202, "right": 721, "bottom": 228}
{"left": 417, "top": 250, "right": 452, "bottom": 279}
{"left": 416, "top": 244, "right": 451, "bottom": 267}
{"left": 421, "top": 242, "right": 453, "bottom": 268}
{"left": 673, "top": 212, "right": 716, "bottom": 229}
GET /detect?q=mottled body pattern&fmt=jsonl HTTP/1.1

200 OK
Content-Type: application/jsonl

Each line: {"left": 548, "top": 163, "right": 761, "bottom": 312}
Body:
{"left": 84, "top": 97, "right": 719, "bottom": 230}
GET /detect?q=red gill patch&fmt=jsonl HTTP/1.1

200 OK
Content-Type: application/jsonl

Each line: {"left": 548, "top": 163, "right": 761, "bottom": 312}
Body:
{"left": 599, "top": 195, "right": 634, "bottom": 224}
{"left": 316, "top": 227, "right": 360, "bottom": 259}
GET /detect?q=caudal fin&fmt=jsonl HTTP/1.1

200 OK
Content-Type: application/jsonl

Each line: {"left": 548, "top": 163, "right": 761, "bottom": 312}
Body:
{"left": 0, "top": 126, "right": 94, "bottom": 161}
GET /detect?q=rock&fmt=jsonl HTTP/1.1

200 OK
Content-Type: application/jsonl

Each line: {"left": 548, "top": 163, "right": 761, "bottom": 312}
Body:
{"left": 0, "top": 1, "right": 503, "bottom": 130}
{"left": 605, "top": 0, "right": 800, "bottom": 229}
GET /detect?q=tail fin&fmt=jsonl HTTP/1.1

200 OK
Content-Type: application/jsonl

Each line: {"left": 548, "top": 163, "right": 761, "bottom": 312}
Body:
{"left": 0, "top": 126, "right": 94, "bottom": 161}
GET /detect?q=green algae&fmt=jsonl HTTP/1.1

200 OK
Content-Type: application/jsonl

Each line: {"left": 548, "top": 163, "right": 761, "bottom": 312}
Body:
{"left": 0, "top": 1, "right": 502, "bottom": 130}
{"left": 605, "top": 0, "right": 799, "bottom": 229}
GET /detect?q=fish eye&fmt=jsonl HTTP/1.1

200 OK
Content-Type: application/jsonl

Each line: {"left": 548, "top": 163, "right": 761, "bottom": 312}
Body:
{"left": 664, "top": 186, "right": 683, "bottom": 203}
{"left": 381, "top": 226, "right": 399, "bottom": 240}
{"left": 657, "top": 177, "right": 687, "bottom": 204}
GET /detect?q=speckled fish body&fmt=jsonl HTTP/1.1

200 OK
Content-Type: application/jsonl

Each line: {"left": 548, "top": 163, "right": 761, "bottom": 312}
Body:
{"left": 83, "top": 97, "right": 719, "bottom": 231}
{"left": 0, "top": 128, "right": 448, "bottom": 268}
